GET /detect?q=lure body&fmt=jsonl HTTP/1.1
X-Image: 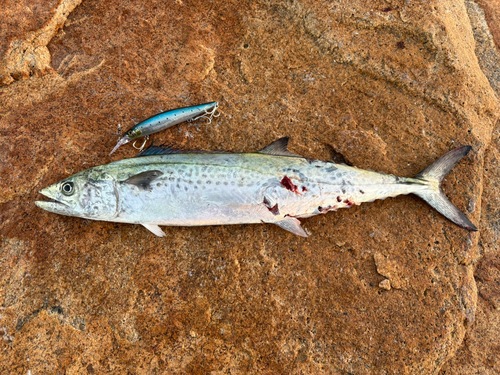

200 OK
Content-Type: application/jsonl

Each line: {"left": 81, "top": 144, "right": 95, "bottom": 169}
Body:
{"left": 36, "top": 138, "right": 477, "bottom": 237}
{"left": 110, "top": 102, "right": 219, "bottom": 155}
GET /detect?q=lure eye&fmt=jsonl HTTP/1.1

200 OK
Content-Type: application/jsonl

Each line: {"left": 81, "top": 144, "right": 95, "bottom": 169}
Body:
{"left": 126, "top": 129, "right": 141, "bottom": 138}
{"left": 61, "top": 181, "right": 75, "bottom": 196}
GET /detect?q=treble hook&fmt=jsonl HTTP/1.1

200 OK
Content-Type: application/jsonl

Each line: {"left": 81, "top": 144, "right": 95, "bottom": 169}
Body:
{"left": 132, "top": 135, "right": 149, "bottom": 152}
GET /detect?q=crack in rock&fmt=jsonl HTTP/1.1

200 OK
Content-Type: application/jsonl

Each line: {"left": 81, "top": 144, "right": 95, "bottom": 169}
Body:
{"left": 0, "top": 0, "right": 83, "bottom": 86}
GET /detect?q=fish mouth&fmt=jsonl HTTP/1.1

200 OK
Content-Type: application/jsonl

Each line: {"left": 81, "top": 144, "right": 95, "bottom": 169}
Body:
{"left": 35, "top": 188, "right": 70, "bottom": 214}
{"left": 109, "top": 137, "right": 131, "bottom": 155}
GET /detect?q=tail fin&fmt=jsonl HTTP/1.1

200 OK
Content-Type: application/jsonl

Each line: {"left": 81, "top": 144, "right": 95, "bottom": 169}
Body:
{"left": 413, "top": 146, "right": 477, "bottom": 231}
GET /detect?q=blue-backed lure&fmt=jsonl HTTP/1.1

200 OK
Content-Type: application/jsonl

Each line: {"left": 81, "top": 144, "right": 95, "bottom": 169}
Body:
{"left": 110, "top": 101, "right": 219, "bottom": 155}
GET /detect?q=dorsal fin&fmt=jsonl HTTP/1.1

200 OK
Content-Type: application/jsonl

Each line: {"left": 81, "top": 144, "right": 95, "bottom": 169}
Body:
{"left": 136, "top": 144, "right": 232, "bottom": 157}
{"left": 138, "top": 138, "right": 300, "bottom": 158}
{"left": 258, "top": 137, "right": 299, "bottom": 157}
{"left": 136, "top": 144, "right": 186, "bottom": 157}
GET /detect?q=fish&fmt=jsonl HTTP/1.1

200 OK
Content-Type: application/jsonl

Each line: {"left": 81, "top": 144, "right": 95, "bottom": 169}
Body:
{"left": 109, "top": 101, "right": 219, "bottom": 155}
{"left": 35, "top": 138, "right": 477, "bottom": 237}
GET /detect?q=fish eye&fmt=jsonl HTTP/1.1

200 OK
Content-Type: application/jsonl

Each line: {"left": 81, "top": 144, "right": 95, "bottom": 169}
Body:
{"left": 61, "top": 181, "right": 75, "bottom": 195}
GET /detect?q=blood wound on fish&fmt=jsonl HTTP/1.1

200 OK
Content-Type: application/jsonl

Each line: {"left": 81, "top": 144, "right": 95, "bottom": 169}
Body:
{"left": 281, "top": 176, "right": 300, "bottom": 194}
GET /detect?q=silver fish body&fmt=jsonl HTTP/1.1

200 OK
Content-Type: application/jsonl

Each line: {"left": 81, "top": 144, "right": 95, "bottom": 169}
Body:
{"left": 36, "top": 138, "right": 477, "bottom": 237}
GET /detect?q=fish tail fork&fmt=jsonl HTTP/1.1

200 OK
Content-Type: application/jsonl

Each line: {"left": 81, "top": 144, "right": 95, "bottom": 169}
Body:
{"left": 412, "top": 146, "right": 477, "bottom": 231}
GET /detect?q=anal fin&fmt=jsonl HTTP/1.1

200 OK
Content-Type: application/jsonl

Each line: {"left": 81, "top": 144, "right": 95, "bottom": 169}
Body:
{"left": 274, "top": 217, "right": 308, "bottom": 237}
{"left": 142, "top": 223, "right": 166, "bottom": 237}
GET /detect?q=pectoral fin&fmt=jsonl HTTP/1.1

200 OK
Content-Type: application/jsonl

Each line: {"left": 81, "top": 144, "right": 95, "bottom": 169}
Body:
{"left": 274, "top": 217, "right": 308, "bottom": 237}
{"left": 142, "top": 223, "right": 166, "bottom": 237}
{"left": 123, "top": 170, "right": 163, "bottom": 190}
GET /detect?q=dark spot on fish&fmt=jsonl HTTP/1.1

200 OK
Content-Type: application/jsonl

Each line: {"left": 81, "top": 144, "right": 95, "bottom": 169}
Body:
{"left": 319, "top": 205, "right": 337, "bottom": 213}
{"left": 224, "top": 181, "right": 228, "bottom": 185}
{"left": 263, "top": 196, "right": 271, "bottom": 206}
{"left": 344, "top": 199, "right": 355, "bottom": 206}
{"left": 269, "top": 203, "right": 279, "bottom": 215}
{"left": 305, "top": 158, "right": 313, "bottom": 164}
{"left": 184, "top": 186, "right": 188, "bottom": 191}
{"left": 315, "top": 165, "right": 322, "bottom": 168}
{"left": 360, "top": 190, "right": 365, "bottom": 194}
{"left": 341, "top": 188, "right": 346, "bottom": 194}
{"left": 216, "top": 181, "right": 220, "bottom": 185}
{"left": 263, "top": 197, "right": 280, "bottom": 215}
{"left": 197, "top": 180, "right": 202, "bottom": 184}
{"left": 157, "top": 183, "right": 161, "bottom": 187}
{"left": 337, "top": 196, "right": 342, "bottom": 202}
{"left": 325, "top": 167, "right": 337, "bottom": 172}
{"left": 281, "top": 176, "right": 300, "bottom": 194}
{"left": 206, "top": 180, "right": 211, "bottom": 184}
{"left": 396, "top": 41, "right": 405, "bottom": 49}
{"left": 302, "top": 186, "right": 308, "bottom": 192}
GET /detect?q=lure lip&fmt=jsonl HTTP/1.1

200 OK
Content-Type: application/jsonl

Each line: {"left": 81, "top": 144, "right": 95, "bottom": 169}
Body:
{"left": 109, "top": 136, "right": 131, "bottom": 155}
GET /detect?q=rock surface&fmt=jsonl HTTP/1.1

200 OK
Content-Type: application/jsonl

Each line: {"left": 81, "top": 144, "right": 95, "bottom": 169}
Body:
{"left": 0, "top": 0, "right": 499, "bottom": 374}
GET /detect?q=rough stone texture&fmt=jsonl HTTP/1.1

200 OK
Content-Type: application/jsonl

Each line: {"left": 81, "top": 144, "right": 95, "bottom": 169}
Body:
{"left": 0, "top": 1, "right": 499, "bottom": 374}
{"left": 439, "top": 1, "right": 500, "bottom": 374}
{"left": 0, "top": 0, "right": 83, "bottom": 85}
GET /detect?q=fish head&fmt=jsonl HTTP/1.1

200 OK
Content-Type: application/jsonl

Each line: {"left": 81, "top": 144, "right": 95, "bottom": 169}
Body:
{"left": 35, "top": 168, "right": 118, "bottom": 220}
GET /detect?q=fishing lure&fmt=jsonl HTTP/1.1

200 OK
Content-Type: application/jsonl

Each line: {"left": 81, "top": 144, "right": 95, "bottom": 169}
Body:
{"left": 36, "top": 138, "right": 477, "bottom": 237}
{"left": 110, "top": 101, "right": 219, "bottom": 155}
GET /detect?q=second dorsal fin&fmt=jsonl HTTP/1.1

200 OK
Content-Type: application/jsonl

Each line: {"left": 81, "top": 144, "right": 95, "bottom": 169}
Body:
{"left": 258, "top": 137, "right": 299, "bottom": 157}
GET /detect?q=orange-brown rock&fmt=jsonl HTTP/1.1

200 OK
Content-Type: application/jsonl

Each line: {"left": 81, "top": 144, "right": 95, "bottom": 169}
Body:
{"left": 1, "top": 0, "right": 499, "bottom": 374}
